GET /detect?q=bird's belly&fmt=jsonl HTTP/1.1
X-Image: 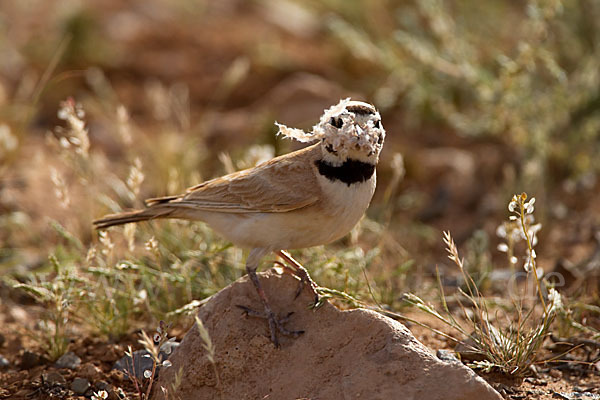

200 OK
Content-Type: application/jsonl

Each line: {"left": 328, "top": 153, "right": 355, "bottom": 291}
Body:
{"left": 198, "top": 176, "right": 375, "bottom": 250}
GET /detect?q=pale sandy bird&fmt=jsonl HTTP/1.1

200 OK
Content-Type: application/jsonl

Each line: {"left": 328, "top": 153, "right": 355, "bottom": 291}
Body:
{"left": 94, "top": 98, "right": 386, "bottom": 346}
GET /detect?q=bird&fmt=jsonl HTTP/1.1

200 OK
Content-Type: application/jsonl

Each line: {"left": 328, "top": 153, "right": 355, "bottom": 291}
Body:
{"left": 93, "top": 98, "right": 386, "bottom": 347}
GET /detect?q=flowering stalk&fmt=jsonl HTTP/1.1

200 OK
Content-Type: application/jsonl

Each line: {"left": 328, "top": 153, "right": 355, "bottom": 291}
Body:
{"left": 509, "top": 193, "right": 547, "bottom": 314}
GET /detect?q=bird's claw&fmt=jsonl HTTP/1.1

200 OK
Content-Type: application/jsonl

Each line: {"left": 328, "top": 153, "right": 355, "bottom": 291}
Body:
{"left": 293, "top": 276, "right": 320, "bottom": 306}
{"left": 237, "top": 305, "right": 304, "bottom": 347}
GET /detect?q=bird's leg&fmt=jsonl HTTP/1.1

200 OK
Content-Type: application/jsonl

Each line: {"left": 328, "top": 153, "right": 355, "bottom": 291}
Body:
{"left": 276, "top": 250, "right": 320, "bottom": 305}
{"left": 238, "top": 248, "right": 303, "bottom": 347}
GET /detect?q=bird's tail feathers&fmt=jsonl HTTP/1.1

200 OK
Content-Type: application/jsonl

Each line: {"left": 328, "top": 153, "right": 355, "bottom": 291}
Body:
{"left": 93, "top": 206, "right": 176, "bottom": 230}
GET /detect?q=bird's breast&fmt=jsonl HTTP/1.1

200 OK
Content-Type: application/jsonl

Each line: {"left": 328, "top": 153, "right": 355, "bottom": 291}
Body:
{"left": 313, "top": 168, "right": 376, "bottom": 243}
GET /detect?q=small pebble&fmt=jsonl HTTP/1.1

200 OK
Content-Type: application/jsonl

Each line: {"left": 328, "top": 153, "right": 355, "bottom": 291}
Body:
{"left": 20, "top": 351, "right": 46, "bottom": 369}
{"left": 42, "top": 371, "right": 66, "bottom": 386}
{"left": 79, "top": 362, "right": 102, "bottom": 380}
{"left": 55, "top": 352, "right": 82, "bottom": 370}
{"left": 549, "top": 369, "right": 562, "bottom": 379}
{"left": 436, "top": 349, "right": 460, "bottom": 364}
{"left": 71, "top": 377, "right": 90, "bottom": 394}
{"left": 95, "top": 380, "right": 111, "bottom": 392}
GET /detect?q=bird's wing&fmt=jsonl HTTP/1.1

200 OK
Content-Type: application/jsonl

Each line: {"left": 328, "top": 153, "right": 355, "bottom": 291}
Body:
{"left": 145, "top": 145, "right": 321, "bottom": 213}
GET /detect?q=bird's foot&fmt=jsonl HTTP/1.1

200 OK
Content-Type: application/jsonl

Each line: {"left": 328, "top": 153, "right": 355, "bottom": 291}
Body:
{"left": 292, "top": 268, "right": 320, "bottom": 304}
{"left": 275, "top": 251, "right": 321, "bottom": 307}
{"left": 237, "top": 305, "right": 304, "bottom": 347}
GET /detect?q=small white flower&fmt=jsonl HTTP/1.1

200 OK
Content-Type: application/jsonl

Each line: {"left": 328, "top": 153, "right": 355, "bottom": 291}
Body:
{"left": 144, "top": 369, "right": 153, "bottom": 379}
{"left": 0, "top": 124, "right": 18, "bottom": 156}
{"left": 509, "top": 215, "right": 518, "bottom": 221}
{"left": 548, "top": 287, "right": 558, "bottom": 302}
{"left": 59, "top": 136, "right": 71, "bottom": 148}
{"left": 145, "top": 236, "right": 159, "bottom": 252}
{"left": 57, "top": 108, "right": 69, "bottom": 120}
{"left": 497, "top": 243, "right": 509, "bottom": 253}
{"left": 548, "top": 288, "right": 563, "bottom": 313}
{"left": 133, "top": 289, "right": 147, "bottom": 305}
{"left": 510, "top": 256, "right": 518, "bottom": 265}
{"left": 524, "top": 258, "right": 533, "bottom": 272}
{"left": 520, "top": 231, "right": 527, "bottom": 241}
{"left": 524, "top": 197, "right": 536, "bottom": 214}
{"left": 509, "top": 228, "right": 521, "bottom": 241}
{"left": 530, "top": 223, "right": 542, "bottom": 234}
{"left": 531, "top": 249, "right": 537, "bottom": 259}
{"left": 496, "top": 224, "right": 507, "bottom": 238}
{"left": 162, "top": 360, "right": 172, "bottom": 368}
{"left": 535, "top": 267, "right": 544, "bottom": 279}
{"left": 75, "top": 107, "right": 85, "bottom": 119}
{"left": 508, "top": 200, "right": 518, "bottom": 213}
{"left": 91, "top": 390, "right": 108, "bottom": 400}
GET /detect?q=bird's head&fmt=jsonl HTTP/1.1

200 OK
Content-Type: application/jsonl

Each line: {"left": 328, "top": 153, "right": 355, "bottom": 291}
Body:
{"left": 276, "top": 98, "right": 385, "bottom": 166}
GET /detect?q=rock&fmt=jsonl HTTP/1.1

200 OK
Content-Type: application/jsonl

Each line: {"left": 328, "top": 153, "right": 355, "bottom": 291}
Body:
{"left": 153, "top": 271, "right": 502, "bottom": 400}
{"left": 436, "top": 349, "right": 461, "bottom": 364}
{"left": 549, "top": 368, "right": 562, "bottom": 379}
{"left": 0, "top": 355, "right": 10, "bottom": 369}
{"left": 55, "top": 351, "right": 81, "bottom": 370}
{"left": 113, "top": 349, "right": 154, "bottom": 381}
{"left": 71, "top": 377, "right": 90, "bottom": 394}
{"left": 94, "top": 380, "right": 111, "bottom": 393}
{"left": 42, "top": 370, "right": 66, "bottom": 386}
{"left": 455, "top": 335, "right": 488, "bottom": 362}
{"left": 79, "top": 362, "right": 102, "bottom": 380}
{"left": 113, "top": 342, "right": 178, "bottom": 380}
{"left": 20, "top": 350, "right": 47, "bottom": 369}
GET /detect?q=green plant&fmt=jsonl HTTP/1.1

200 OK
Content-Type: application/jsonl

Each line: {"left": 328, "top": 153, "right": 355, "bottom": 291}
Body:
{"left": 124, "top": 321, "right": 176, "bottom": 400}
{"left": 11, "top": 255, "right": 82, "bottom": 360}
{"left": 405, "top": 193, "right": 562, "bottom": 375}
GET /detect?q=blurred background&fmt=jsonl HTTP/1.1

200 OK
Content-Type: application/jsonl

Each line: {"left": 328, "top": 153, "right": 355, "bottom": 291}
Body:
{"left": 1, "top": 0, "right": 600, "bottom": 322}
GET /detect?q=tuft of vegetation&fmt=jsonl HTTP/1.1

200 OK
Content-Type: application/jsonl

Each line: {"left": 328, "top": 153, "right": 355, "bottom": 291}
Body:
{"left": 405, "top": 193, "right": 561, "bottom": 375}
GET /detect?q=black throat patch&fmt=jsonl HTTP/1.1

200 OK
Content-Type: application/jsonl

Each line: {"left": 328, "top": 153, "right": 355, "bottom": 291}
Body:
{"left": 315, "top": 159, "right": 375, "bottom": 186}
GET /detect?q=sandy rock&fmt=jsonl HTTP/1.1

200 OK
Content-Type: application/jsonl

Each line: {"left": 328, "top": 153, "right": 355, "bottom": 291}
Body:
{"left": 154, "top": 270, "right": 502, "bottom": 400}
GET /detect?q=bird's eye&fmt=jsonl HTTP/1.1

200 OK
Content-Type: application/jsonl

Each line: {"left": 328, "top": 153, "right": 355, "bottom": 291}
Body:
{"left": 325, "top": 143, "right": 337, "bottom": 154}
{"left": 329, "top": 117, "right": 343, "bottom": 129}
{"left": 374, "top": 120, "right": 381, "bottom": 129}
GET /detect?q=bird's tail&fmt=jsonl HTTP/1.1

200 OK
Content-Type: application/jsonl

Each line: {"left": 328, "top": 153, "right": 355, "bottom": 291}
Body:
{"left": 93, "top": 206, "right": 177, "bottom": 230}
